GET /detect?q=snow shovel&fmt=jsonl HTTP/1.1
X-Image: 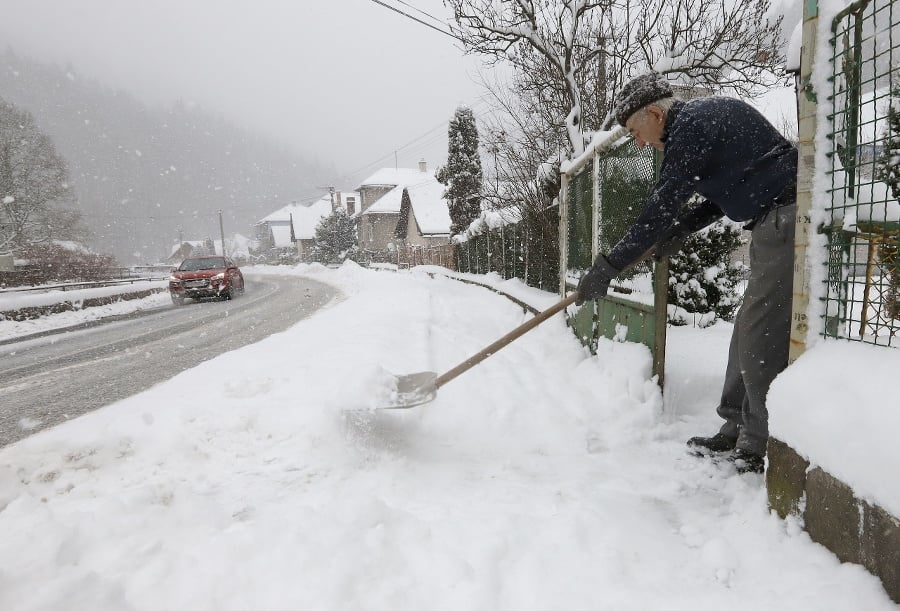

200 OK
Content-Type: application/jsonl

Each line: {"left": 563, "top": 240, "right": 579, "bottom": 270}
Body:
{"left": 382, "top": 244, "right": 663, "bottom": 410}
{"left": 382, "top": 292, "right": 580, "bottom": 409}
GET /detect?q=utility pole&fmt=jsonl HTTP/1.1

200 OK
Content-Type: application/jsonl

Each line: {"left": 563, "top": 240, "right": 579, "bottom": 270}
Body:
{"left": 218, "top": 210, "right": 227, "bottom": 257}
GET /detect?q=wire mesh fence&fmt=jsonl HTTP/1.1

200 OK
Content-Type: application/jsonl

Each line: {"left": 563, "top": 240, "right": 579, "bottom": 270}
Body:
{"left": 566, "top": 137, "right": 659, "bottom": 279}
{"left": 453, "top": 208, "right": 560, "bottom": 292}
{"left": 826, "top": 0, "right": 900, "bottom": 346}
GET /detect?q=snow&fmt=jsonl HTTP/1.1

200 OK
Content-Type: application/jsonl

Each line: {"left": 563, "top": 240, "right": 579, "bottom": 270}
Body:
{"left": 0, "top": 282, "right": 169, "bottom": 342}
{"left": 258, "top": 197, "right": 335, "bottom": 241}
{"left": 0, "top": 263, "right": 895, "bottom": 610}
{"left": 853, "top": 180, "right": 900, "bottom": 225}
{"left": 769, "top": 340, "right": 900, "bottom": 516}
{"left": 365, "top": 178, "right": 435, "bottom": 215}
{"left": 357, "top": 167, "right": 436, "bottom": 190}
{"left": 0, "top": 280, "right": 167, "bottom": 313}
{"left": 270, "top": 224, "right": 294, "bottom": 248}
{"left": 405, "top": 179, "right": 451, "bottom": 235}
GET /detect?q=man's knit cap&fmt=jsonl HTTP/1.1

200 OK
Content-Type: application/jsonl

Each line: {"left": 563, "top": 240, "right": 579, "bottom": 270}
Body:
{"left": 612, "top": 72, "right": 674, "bottom": 127}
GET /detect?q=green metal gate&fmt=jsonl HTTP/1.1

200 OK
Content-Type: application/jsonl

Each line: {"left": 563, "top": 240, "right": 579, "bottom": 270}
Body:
{"left": 560, "top": 129, "right": 668, "bottom": 384}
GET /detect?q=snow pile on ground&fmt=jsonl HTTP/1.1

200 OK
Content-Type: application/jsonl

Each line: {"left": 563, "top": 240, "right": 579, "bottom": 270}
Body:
{"left": 0, "top": 263, "right": 894, "bottom": 610}
{"left": 0, "top": 288, "right": 170, "bottom": 342}
{"left": 769, "top": 340, "right": 900, "bottom": 516}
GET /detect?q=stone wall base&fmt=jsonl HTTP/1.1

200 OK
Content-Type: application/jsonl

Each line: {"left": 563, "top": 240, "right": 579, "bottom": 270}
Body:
{"left": 767, "top": 437, "right": 900, "bottom": 603}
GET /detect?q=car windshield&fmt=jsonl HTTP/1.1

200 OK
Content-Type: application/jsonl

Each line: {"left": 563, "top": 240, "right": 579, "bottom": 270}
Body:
{"left": 179, "top": 257, "right": 226, "bottom": 271}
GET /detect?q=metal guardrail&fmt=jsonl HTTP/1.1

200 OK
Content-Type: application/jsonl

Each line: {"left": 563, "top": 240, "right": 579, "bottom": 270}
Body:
{"left": 0, "top": 277, "right": 169, "bottom": 295}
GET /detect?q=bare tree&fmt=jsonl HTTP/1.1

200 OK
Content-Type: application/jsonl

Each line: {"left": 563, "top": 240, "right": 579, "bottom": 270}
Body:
{"left": 445, "top": 0, "right": 609, "bottom": 155}
{"left": 446, "top": 0, "right": 787, "bottom": 150}
{"left": 478, "top": 75, "right": 566, "bottom": 216}
{"left": 0, "top": 97, "right": 80, "bottom": 254}
{"left": 605, "top": 0, "right": 787, "bottom": 110}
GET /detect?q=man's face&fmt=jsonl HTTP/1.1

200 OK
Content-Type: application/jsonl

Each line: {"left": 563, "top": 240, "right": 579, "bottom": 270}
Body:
{"left": 625, "top": 105, "right": 666, "bottom": 151}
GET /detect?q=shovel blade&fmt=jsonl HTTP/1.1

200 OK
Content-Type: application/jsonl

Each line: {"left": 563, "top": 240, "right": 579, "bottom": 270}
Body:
{"left": 380, "top": 371, "right": 438, "bottom": 409}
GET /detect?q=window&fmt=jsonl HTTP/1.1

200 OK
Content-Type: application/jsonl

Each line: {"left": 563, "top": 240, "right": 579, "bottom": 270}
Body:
{"left": 346, "top": 197, "right": 356, "bottom": 216}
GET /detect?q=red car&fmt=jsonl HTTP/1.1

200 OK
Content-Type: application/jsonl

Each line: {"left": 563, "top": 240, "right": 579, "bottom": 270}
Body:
{"left": 168, "top": 256, "right": 245, "bottom": 305}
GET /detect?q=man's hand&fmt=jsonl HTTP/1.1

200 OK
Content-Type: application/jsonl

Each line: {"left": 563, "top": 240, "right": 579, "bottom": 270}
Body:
{"left": 576, "top": 255, "right": 619, "bottom": 305}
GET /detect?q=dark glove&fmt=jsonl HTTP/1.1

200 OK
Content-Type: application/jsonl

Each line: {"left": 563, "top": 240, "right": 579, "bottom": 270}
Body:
{"left": 576, "top": 255, "right": 619, "bottom": 305}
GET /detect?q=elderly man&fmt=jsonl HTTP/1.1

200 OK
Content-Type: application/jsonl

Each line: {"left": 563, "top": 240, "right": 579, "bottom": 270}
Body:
{"left": 577, "top": 72, "right": 798, "bottom": 474}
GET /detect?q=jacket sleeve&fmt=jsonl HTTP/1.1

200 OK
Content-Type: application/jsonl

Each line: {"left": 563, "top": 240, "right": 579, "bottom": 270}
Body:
{"left": 605, "top": 111, "right": 715, "bottom": 271}
{"left": 677, "top": 199, "right": 723, "bottom": 232}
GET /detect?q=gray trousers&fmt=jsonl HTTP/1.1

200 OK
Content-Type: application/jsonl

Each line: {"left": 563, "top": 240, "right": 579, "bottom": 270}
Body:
{"left": 716, "top": 203, "right": 796, "bottom": 456}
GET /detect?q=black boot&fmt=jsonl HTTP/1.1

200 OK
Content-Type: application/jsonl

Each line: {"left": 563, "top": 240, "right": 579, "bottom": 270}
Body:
{"left": 687, "top": 432, "right": 738, "bottom": 454}
{"left": 728, "top": 449, "right": 765, "bottom": 474}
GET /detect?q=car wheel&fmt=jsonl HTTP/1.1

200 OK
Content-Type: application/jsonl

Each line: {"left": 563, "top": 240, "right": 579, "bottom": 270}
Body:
{"left": 238, "top": 278, "right": 245, "bottom": 295}
{"left": 224, "top": 284, "right": 235, "bottom": 300}
{"left": 171, "top": 293, "right": 185, "bottom": 306}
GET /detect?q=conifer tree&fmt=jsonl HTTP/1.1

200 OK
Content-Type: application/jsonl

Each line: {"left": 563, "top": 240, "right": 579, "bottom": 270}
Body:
{"left": 667, "top": 220, "right": 747, "bottom": 325}
{"left": 313, "top": 208, "right": 358, "bottom": 264}
{"left": 436, "top": 107, "right": 483, "bottom": 236}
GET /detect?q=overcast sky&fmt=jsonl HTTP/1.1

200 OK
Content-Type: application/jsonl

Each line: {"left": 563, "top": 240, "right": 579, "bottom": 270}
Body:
{"left": 0, "top": 0, "right": 487, "bottom": 186}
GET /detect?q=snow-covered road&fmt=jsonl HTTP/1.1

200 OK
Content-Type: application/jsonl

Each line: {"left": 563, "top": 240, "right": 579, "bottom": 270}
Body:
{"left": 0, "top": 263, "right": 894, "bottom": 610}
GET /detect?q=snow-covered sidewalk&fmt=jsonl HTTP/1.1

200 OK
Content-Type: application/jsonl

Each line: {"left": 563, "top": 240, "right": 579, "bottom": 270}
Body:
{"left": 0, "top": 263, "right": 893, "bottom": 610}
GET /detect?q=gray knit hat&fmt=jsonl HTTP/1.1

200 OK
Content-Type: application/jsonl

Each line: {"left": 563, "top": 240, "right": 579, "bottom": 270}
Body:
{"left": 612, "top": 72, "right": 674, "bottom": 127}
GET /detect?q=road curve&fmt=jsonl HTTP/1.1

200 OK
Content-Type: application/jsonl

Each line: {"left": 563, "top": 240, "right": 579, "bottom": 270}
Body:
{"left": 0, "top": 274, "right": 339, "bottom": 447}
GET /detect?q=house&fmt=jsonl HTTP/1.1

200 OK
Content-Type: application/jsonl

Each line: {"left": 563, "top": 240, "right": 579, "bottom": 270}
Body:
{"left": 167, "top": 238, "right": 216, "bottom": 264}
{"left": 167, "top": 234, "right": 254, "bottom": 264}
{"left": 394, "top": 180, "right": 453, "bottom": 247}
{"left": 356, "top": 161, "right": 451, "bottom": 252}
{"left": 255, "top": 191, "right": 360, "bottom": 260}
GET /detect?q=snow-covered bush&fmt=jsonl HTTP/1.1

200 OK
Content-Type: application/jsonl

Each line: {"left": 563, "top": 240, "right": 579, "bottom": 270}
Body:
{"left": 667, "top": 220, "right": 747, "bottom": 326}
{"left": 313, "top": 209, "right": 358, "bottom": 264}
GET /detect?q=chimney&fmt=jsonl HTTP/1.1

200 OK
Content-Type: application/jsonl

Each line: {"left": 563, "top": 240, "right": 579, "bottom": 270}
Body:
{"left": 418, "top": 159, "right": 427, "bottom": 173}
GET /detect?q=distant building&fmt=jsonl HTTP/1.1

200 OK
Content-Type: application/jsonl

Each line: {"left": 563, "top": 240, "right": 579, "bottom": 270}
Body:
{"left": 255, "top": 191, "right": 360, "bottom": 260}
{"left": 356, "top": 160, "right": 451, "bottom": 252}
{"left": 167, "top": 235, "right": 253, "bottom": 264}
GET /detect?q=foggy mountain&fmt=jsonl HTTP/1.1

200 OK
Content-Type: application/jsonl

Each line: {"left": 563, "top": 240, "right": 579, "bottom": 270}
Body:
{"left": 1, "top": 48, "right": 331, "bottom": 264}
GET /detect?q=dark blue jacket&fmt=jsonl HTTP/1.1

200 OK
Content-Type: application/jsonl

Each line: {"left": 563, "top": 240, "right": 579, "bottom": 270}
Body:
{"left": 606, "top": 97, "right": 797, "bottom": 270}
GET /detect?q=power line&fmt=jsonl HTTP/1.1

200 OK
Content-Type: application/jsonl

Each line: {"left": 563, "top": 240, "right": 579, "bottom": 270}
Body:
{"left": 391, "top": 0, "right": 450, "bottom": 27}
{"left": 335, "top": 97, "right": 494, "bottom": 183}
{"left": 367, "top": 0, "right": 460, "bottom": 41}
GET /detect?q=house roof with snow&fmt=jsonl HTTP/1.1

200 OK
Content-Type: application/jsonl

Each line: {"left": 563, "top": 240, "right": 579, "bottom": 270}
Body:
{"left": 356, "top": 167, "right": 435, "bottom": 190}
{"left": 359, "top": 166, "right": 451, "bottom": 236}
{"left": 402, "top": 180, "right": 452, "bottom": 236}
{"left": 271, "top": 225, "right": 294, "bottom": 248}
{"left": 364, "top": 176, "right": 431, "bottom": 215}
{"left": 290, "top": 197, "right": 334, "bottom": 241}
{"left": 258, "top": 192, "right": 358, "bottom": 241}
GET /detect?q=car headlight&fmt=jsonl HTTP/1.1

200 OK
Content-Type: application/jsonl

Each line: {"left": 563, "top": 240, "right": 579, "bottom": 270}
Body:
{"left": 212, "top": 272, "right": 225, "bottom": 281}
{"left": 168, "top": 275, "right": 181, "bottom": 283}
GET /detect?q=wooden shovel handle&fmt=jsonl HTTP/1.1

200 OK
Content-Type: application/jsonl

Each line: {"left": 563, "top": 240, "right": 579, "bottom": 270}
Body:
{"left": 433, "top": 292, "right": 580, "bottom": 390}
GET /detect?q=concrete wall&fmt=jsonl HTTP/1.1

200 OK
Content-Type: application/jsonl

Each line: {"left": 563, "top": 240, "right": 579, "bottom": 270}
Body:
{"left": 767, "top": 438, "right": 900, "bottom": 603}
